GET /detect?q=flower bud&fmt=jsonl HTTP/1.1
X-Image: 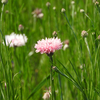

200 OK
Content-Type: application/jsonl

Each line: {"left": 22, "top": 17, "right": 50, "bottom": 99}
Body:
{"left": 81, "top": 30, "right": 88, "bottom": 38}
{"left": 80, "top": 9, "right": 84, "bottom": 13}
{"left": 18, "top": 24, "right": 24, "bottom": 31}
{"left": 52, "top": 31, "right": 57, "bottom": 38}
{"left": 63, "top": 40, "right": 69, "bottom": 50}
{"left": 46, "top": 2, "right": 51, "bottom": 7}
{"left": 97, "top": 35, "right": 100, "bottom": 40}
{"left": 61, "top": 8, "right": 66, "bottom": 13}
{"left": 71, "top": 1, "right": 75, "bottom": 5}
{"left": 32, "top": 8, "right": 43, "bottom": 19}
{"left": 53, "top": 6, "right": 56, "bottom": 10}
{"left": 52, "top": 66, "right": 57, "bottom": 71}
{"left": 1, "top": 0, "right": 8, "bottom": 4}
{"left": 5, "top": 82, "right": 7, "bottom": 89}
{"left": 42, "top": 92, "right": 50, "bottom": 100}
{"left": 95, "top": 1, "right": 99, "bottom": 5}
{"left": 5, "top": 10, "right": 9, "bottom": 13}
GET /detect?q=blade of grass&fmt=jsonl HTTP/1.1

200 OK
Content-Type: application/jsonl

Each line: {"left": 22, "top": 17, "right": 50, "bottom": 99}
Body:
{"left": 57, "top": 59, "right": 81, "bottom": 88}
{"left": 27, "top": 74, "right": 50, "bottom": 100}
{"left": 69, "top": 59, "right": 81, "bottom": 84}
{"left": 53, "top": 66, "right": 88, "bottom": 100}
{"left": 0, "top": 81, "right": 5, "bottom": 100}
{"left": 58, "top": 74, "right": 63, "bottom": 100}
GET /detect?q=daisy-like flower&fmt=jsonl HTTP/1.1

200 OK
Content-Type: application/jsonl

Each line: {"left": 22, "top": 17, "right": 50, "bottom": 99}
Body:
{"left": 4, "top": 32, "right": 28, "bottom": 47}
{"left": 35, "top": 37, "right": 63, "bottom": 55}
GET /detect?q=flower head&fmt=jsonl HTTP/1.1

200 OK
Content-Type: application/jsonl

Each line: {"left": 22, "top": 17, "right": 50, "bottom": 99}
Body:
{"left": 81, "top": 30, "right": 88, "bottom": 38}
{"left": 4, "top": 32, "right": 28, "bottom": 47}
{"left": 35, "top": 37, "right": 63, "bottom": 55}
{"left": 1, "top": 0, "right": 8, "bottom": 4}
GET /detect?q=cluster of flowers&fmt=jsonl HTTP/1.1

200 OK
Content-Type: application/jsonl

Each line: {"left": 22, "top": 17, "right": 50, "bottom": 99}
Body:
{"left": 4, "top": 32, "right": 63, "bottom": 55}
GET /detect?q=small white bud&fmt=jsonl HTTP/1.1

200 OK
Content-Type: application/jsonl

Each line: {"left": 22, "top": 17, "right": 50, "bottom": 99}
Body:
{"left": 5, "top": 82, "right": 7, "bottom": 89}
{"left": 46, "top": 2, "right": 51, "bottom": 7}
{"left": 61, "top": 8, "right": 66, "bottom": 13}
{"left": 1, "top": 0, "right": 8, "bottom": 4}
{"left": 63, "top": 44, "right": 69, "bottom": 50}
{"left": 71, "top": 1, "right": 75, "bottom": 4}
{"left": 53, "top": 6, "right": 56, "bottom": 10}
{"left": 80, "top": 9, "right": 84, "bottom": 13}
{"left": 63, "top": 40, "right": 69, "bottom": 50}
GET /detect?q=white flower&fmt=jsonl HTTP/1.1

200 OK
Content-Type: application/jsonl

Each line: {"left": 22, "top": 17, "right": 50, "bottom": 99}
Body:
{"left": 4, "top": 32, "right": 28, "bottom": 47}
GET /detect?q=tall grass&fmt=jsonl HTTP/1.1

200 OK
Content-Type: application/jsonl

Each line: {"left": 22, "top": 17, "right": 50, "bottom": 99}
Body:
{"left": 0, "top": 0, "right": 100, "bottom": 100}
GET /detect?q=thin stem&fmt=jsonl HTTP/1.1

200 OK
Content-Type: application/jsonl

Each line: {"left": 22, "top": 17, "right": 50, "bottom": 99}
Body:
{"left": 54, "top": 9, "right": 59, "bottom": 31}
{"left": 49, "top": 56, "right": 53, "bottom": 100}
{"left": 63, "top": 12, "right": 78, "bottom": 42}
{"left": 84, "top": 38, "right": 92, "bottom": 63}
{"left": 0, "top": 4, "right": 5, "bottom": 29}
{"left": 84, "top": 37, "right": 93, "bottom": 99}
{"left": 58, "top": 74, "right": 63, "bottom": 100}
{"left": 84, "top": 13, "right": 94, "bottom": 28}
{"left": 47, "top": 7, "right": 51, "bottom": 37}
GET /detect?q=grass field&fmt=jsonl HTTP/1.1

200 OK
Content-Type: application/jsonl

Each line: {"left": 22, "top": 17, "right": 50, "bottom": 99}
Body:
{"left": 0, "top": 0, "right": 100, "bottom": 100}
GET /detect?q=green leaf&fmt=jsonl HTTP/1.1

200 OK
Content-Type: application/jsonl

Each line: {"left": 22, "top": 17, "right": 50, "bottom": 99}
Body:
{"left": 0, "top": 81, "right": 5, "bottom": 100}
{"left": 53, "top": 66, "right": 88, "bottom": 100}
{"left": 27, "top": 74, "right": 50, "bottom": 100}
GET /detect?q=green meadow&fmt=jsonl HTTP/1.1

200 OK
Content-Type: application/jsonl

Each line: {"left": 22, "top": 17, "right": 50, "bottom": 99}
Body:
{"left": 0, "top": 0, "right": 100, "bottom": 100}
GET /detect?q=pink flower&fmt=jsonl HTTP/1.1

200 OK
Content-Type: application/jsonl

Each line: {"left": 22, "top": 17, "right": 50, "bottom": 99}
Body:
{"left": 35, "top": 37, "right": 63, "bottom": 54}
{"left": 4, "top": 32, "right": 28, "bottom": 47}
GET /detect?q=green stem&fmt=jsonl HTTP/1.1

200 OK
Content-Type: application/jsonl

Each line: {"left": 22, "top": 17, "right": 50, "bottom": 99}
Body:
{"left": 49, "top": 56, "right": 53, "bottom": 100}
{"left": 47, "top": 7, "right": 51, "bottom": 37}
{"left": 63, "top": 12, "right": 78, "bottom": 42}
{"left": 84, "top": 37, "right": 93, "bottom": 99}
{"left": 58, "top": 74, "right": 63, "bottom": 100}
{"left": 84, "top": 38, "right": 92, "bottom": 63}
{"left": 0, "top": 4, "right": 5, "bottom": 29}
